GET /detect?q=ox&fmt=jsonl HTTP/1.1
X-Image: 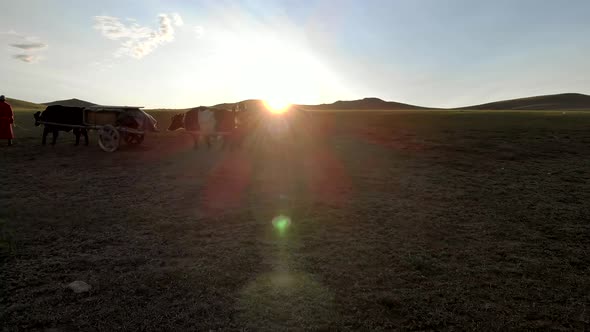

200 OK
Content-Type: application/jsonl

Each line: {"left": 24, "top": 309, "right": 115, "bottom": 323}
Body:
{"left": 33, "top": 106, "right": 89, "bottom": 146}
{"left": 168, "top": 106, "right": 237, "bottom": 149}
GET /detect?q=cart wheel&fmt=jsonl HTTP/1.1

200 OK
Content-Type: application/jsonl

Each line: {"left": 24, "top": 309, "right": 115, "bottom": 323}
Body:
{"left": 124, "top": 133, "right": 144, "bottom": 145}
{"left": 98, "top": 124, "right": 120, "bottom": 152}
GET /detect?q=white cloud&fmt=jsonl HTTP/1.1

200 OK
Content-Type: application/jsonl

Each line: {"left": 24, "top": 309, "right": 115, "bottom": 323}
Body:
{"left": 0, "top": 30, "right": 21, "bottom": 37}
{"left": 1, "top": 31, "right": 47, "bottom": 63}
{"left": 194, "top": 26, "right": 204, "bottom": 39}
{"left": 171, "top": 13, "right": 184, "bottom": 27}
{"left": 94, "top": 13, "right": 182, "bottom": 59}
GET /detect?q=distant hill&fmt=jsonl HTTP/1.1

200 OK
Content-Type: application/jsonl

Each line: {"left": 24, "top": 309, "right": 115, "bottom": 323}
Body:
{"left": 8, "top": 93, "right": 590, "bottom": 112}
{"left": 211, "top": 102, "right": 238, "bottom": 110}
{"left": 6, "top": 98, "right": 45, "bottom": 110}
{"left": 211, "top": 99, "right": 265, "bottom": 110}
{"left": 174, "top": 94, "right": 590, "bottom": 111}
{"left": 460, "top": 93, "right": 590, "bottom": 110}
{"left": 43, "top": 98, "right": 97, "bottom": 108}
{"left": 300, "top": 97, "right": 428, "bottom": 110}
{"left": 211, "top": 98, "right": 427, "bottom": 111}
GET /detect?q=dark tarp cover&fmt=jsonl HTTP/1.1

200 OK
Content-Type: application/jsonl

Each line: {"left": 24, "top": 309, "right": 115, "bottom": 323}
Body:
{"left": 117, "top": 109, "right": 158, "bottom": 132}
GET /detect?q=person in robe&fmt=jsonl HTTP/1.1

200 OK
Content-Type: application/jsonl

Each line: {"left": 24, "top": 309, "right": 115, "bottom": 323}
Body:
{"left": 0, "top": 95, "right": 14, "bottom": 146}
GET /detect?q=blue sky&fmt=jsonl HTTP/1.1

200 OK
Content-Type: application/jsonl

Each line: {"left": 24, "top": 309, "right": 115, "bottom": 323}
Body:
{"left": 1, "top": 0, "right": 589, "bottom": 108}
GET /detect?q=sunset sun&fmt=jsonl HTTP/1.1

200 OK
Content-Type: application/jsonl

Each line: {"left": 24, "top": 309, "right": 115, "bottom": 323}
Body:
{"left": 263, "top": 99, "right": 291, "bottom": 114}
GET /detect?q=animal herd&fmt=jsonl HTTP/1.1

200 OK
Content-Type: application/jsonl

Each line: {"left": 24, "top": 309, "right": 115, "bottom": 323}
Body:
{"left": 168, "top": 106, "right": 244, "bottom": 149}
{"left": 31, "top": 102, "right": 301, "bottom": 149}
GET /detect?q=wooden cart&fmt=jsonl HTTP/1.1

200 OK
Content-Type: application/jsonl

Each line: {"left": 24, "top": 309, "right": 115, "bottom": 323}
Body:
{"left": 37, "top": 106, "right": 147, "bottom": 152}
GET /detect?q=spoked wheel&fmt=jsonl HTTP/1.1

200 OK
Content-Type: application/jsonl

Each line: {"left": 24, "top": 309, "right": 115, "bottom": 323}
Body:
{"left": 124, "top": 133, "right": 144, "bottom": 146}
{"left": 98, "top": 124, "right": 120, "bottom": 152}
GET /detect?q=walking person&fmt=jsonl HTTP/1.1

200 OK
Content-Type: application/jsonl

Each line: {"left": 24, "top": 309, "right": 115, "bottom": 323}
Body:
{"left": 0, "top": 95, "right": 14, "bottom": 146}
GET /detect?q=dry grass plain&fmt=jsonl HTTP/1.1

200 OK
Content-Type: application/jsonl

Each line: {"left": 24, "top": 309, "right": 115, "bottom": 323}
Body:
{"left": 1, "top": 109, "right": 590, "bottom": 331}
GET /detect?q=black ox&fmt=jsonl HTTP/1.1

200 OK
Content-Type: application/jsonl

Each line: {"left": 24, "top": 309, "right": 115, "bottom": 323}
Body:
{"left": 34, "top": 106, "right": 89, "bottom": 146}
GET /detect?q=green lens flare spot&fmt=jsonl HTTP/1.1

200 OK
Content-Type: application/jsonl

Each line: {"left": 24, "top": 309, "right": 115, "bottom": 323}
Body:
{"left": 272, "top": 215, "right": 291, "bottom": 235}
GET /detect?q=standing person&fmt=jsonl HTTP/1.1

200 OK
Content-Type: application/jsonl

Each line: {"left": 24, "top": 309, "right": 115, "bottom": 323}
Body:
{"left": 0, "top": 95, "right": 14, "bottom": 146}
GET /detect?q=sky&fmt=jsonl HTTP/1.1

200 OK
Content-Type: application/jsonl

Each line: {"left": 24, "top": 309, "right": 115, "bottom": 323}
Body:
{"left": 1, "top": 0, "right": 589, "bottom": 108}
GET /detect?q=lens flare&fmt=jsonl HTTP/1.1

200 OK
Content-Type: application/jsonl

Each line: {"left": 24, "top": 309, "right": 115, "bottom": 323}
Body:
{"left": 272, "top": 215, "right": 291, "bottom": 235}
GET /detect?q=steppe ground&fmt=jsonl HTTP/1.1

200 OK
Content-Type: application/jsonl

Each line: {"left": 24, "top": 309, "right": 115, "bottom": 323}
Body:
{"left": 1, "top": 109, "right": 589, "bottom": 331}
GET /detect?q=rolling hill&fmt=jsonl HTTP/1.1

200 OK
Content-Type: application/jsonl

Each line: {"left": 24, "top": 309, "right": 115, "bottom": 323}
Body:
{"left": 299, "top": 97, "right": 428, "bottom": 110}
{"left": 212, "top": 98, "right": 429, "bottom": 111}
{"left": 42, "top": 98, "right": 97, "bottom": 108}
{"left": 6, "top": 98, "right": 45, "bottom": 110}
{"left": 460, "top": 93, "right": 590, "bottom": 110}
{"left": 6, "top": 93, "right": 590, "bottom": 112}
{"left": 212, "top": 99, "right": 265, "bottom": 110}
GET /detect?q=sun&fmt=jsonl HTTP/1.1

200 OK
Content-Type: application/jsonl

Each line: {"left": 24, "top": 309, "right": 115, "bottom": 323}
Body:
{"left": 264, "top": 99, "right": 291, "bottom": 114}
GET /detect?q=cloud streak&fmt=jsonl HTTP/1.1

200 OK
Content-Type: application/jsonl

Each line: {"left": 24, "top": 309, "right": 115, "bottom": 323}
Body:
{"left": 13, "top": 54, "right": 40, "bottom": 63}
{"left": 94, "top": 13, "right": 182, "bottom": 59}
{"left": 10, "top": 42, "right": 47, "bottom": 50}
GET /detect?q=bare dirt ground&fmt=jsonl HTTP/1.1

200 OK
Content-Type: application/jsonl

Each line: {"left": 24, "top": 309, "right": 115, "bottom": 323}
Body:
{"left": 1, "top": 110, "right": 590, "bottom": 331}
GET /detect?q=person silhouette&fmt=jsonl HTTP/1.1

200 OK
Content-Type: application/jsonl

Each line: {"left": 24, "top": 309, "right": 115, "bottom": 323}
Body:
{"left": 0, "top": 95, "right": 14, "bottom": 146}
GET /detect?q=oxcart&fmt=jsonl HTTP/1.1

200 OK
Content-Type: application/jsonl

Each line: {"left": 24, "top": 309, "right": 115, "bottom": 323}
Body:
{"left": 37, "top": 106, "right": 155, "bottom": 152}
